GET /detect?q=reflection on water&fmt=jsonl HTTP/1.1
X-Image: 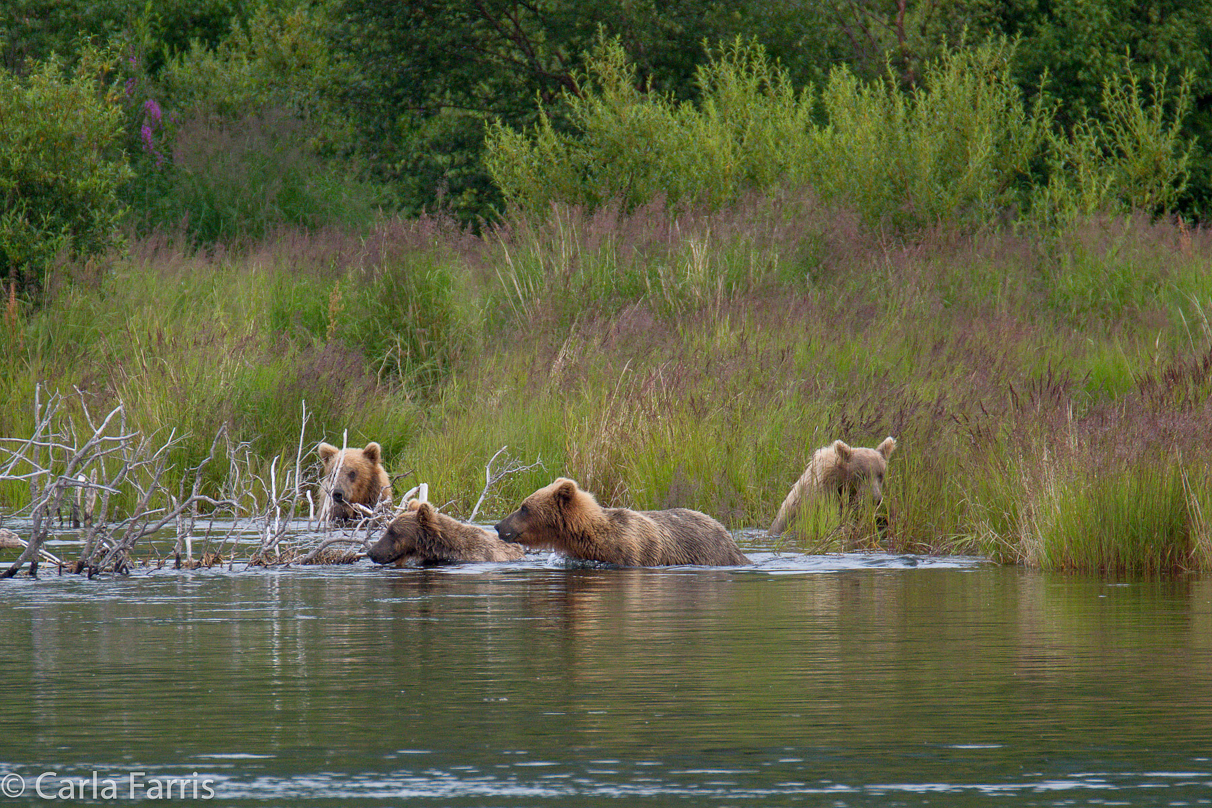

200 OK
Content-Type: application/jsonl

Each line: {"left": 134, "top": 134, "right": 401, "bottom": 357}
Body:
{"left": 1, "top": 546, "right": 1210, "bottom": 806}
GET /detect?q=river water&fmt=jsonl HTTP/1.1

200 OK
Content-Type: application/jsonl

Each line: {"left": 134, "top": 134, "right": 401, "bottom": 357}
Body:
{"left": 1, "top": 540, "right": 1210, "bottom": 806}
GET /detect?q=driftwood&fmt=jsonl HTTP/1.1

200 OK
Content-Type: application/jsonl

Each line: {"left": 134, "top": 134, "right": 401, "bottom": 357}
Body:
{"left": 0, "top": 527, "right": 62, "bottom": 567}
{"left": 0, "top": 388, "right": 239, "bottom": 577}
{"left": 0, "top": 393, "right": 543, "bottom": 577}
{"left": 467, "top": 446, "right": 544, "bottom": 523}
{"left": 297, "top": 499, "right": 385, "bottom": 565}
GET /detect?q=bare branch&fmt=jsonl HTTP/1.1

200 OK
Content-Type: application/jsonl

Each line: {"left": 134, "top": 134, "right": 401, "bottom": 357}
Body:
{"left": 298, "top": 534, "right": 365, "bottom": 565}
{"left": 468, "top": 446, "right": 544, "bottom": 523}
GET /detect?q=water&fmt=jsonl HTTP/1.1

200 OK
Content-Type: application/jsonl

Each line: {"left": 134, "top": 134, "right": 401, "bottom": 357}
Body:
{"left": 1, "top": 542, "right": 1210, "bottom": 806}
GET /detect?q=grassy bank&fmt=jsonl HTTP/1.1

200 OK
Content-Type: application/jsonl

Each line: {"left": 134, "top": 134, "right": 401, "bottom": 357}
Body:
{"left": 3, "top": 194, "right": 1212, "bottom": 573}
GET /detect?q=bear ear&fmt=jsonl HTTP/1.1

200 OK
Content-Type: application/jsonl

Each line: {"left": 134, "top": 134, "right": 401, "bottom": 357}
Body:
{"left": 413, "top": 501, "right": 437, "bottom": 528}
{"left": 877, "top": 436, "right": 897, "bottom": 459}
{"left": 403, "top": 498, "right": 424, "bottom": 512}
{"left": 318, "top": 442, "right": 339, "bottom": 462}
{"left": 553, "top": 477, "right": 579, "bottom": 504}
{"left": 832, "top": 440, "right": 854, "bottom": 462}
{"left": 363, "top": 442, "right": 382, "bottom": 465}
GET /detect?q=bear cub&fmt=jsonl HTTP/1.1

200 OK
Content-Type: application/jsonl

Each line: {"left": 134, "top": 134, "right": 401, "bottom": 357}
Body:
{"left": 495, "top": 477, "right": 749, "bottom": 567}
{"left": 769, "top": 436, "right": 897, "bottom": 536}
{"left": 318, "top": 441, "right": 392, "bottom": 522}
{"left": 368, "top": 501, "right": 525, "bottom": 566}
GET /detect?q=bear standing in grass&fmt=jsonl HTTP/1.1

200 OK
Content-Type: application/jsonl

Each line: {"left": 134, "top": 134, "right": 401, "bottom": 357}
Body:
{"left": 318, "top": 441, "right": 392, "bottom": 522}
{"left": 368, "top": 501, "right": 525, "bottom": 566}
{"left": 769, "top": 437, "right": 897, "bottom": 536}
{"left": 495, "top": 477, "right": 749, "bottom": 566}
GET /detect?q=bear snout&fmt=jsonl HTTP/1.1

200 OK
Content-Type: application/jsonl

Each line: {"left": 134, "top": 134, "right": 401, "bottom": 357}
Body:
{"left": 367, "top": 534, "right": 401, "bottom": 565}
{"left": 331, "top": 489, "right": 345, "bottom": 503}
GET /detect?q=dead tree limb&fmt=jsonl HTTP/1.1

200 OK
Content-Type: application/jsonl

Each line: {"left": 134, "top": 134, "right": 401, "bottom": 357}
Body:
{"left": 468, "top": 446, "right": 544, "bottom": 523}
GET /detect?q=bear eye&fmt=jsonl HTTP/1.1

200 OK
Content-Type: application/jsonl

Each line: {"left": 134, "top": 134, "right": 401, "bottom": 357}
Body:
{"left": 519, "top": 504, "right": 529, "bottom": 516}
{"left": 347, "top": 470, "right": 357, "bottom": 480}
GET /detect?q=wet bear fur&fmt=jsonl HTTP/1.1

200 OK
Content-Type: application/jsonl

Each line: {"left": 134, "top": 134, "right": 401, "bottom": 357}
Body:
{"left": 368, "top": 501, "right": 525, "bottom": 565}
{"left": 495, "top": 477, "right": 749, "bottom": 567}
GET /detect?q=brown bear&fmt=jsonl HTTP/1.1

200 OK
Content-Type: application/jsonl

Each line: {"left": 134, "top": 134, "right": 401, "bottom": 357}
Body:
{"left": 368, "top": 501, "right": 525, "bottom": 565}
{"left": 318, "top": 441, "right": 392, "bottom": 522}
{"left": 769, "top": 436, "right": 896, "bottom": 536}
{"left": 494, "top": 477, "right": 749, "bottom": 566}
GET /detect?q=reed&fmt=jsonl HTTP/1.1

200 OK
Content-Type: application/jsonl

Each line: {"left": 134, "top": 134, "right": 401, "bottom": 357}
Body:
{"left": 1009, "top": 451, "right": 1212, "bottom": 574}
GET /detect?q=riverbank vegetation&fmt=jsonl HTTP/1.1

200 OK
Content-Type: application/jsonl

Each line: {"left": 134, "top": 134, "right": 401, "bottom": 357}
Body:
{"left": 4, "top": 199, "right": 1211, "bottom": 574}
{"left": 3, "top": 1, "right": 1211, "bottom": 574}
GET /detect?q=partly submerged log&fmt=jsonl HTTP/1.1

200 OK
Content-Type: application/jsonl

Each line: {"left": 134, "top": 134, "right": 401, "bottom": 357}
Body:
{"left": 0, "top": 527, "right": 63, "bottom": 568}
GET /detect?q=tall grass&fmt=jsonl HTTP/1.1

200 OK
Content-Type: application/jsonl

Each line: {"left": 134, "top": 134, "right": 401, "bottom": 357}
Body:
{"left": 985, "top": 438, "right": 1212, "bottom": 574}
{"left": 4, "top": 192, "right": 1212, "bottom": 573}
{"left": 0, "top": 219, "right": 481, "bottom": 499}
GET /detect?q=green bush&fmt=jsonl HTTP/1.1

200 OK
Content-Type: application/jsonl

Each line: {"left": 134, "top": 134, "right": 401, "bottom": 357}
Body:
{"left": 487, "top": 38, "right": 1048, "bottom": 227}
{"left": 0, "top": 55, "right": 131, "bottom": 293}
{"left": 157, "top": 5, "right": 343, "bottom": 126}
{"left": 486, "top": 37, "right": 815, "bottom": 216}
{"left": 977, "top": 0, "right": 1212, "bottom": 216}
{"left": 1034, "top": 65, "right": 1193, "bottom": 224}
{"left": 487, "top": 38, "right": 1194, "bottom": 231}
{"left": 808, "top": 43, "right": 1050, "bottom": 230}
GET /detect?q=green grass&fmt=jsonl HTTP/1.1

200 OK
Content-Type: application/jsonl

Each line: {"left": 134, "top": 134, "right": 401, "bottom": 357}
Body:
{"left": 3, "top": 200, "right": 1212, "bottom": 573}
{"left": 1010, "top": 455, "right": 1212, "bottom": 574}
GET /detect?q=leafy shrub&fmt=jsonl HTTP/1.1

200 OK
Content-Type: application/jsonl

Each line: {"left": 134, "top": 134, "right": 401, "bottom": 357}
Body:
{"left": 1034, "top": 65, "right": 1193, "bottom": 224}
{"left": 0, "top": 55, "right": 131, "bottom": 293}
{"left": 487, "top": 37, "right": 1194, "bottom": 231}
{"left": 157, "top": 4, "right": 342, "bottom": 126}
{"left": 122, "top": 5, "right": 380, "bottom": 245}
{"left": 807, "top": 43, "right": 1050, "bottom": 230}
{"left": 486, "top": 37, "right": 815, "bottom": 215}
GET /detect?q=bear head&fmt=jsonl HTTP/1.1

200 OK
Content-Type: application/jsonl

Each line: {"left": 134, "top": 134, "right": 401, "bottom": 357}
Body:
{"left": 318, "top": 441, "right": 388, "bottom": 517}
{"left": 367, "top": 500, "right": 434, "bottom": 565}
{"left": 832, "top": 436, "right": 896, "bottom": 505}
{"left": 495, "top": 477, "right": 590, "bottom": 548}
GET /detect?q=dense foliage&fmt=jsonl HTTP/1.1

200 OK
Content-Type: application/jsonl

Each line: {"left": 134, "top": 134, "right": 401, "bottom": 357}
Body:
{"left": 0, "top": 53, "right": 131, "bottom": 292}
{"left": 487, "top": 39, "right": 1193, "bottom": 230}
{"left": 3, "top": 0, "right": 1210, "bottom": 245}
